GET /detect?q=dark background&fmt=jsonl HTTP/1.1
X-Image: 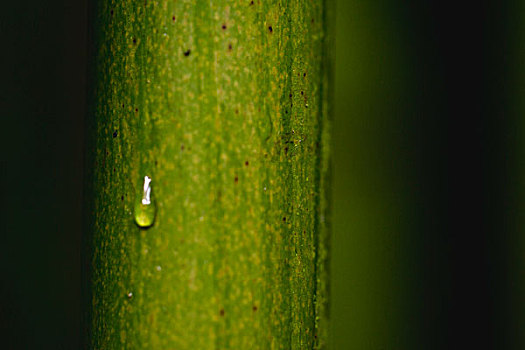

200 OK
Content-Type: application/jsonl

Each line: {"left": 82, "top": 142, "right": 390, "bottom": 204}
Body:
{"left": 2, "top": 1, "right": 87, "bottom": 349}
{"left": 1, "top": 0, "right": 524, "bottom": 349}
{"left": 332, "top": 1, "right": 525, "bottom": 349}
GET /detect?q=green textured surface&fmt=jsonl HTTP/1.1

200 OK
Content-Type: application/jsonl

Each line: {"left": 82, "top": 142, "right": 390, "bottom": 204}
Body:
{"left": 88, "top": 0, "right": 331, "bottom": 348}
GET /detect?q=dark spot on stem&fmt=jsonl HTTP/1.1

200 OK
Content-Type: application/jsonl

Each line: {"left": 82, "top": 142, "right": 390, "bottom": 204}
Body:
{"left": 234, "top": 109, "right": 239, "bottom": 114}
{"left": 135, "top": 108, "right": 139, "bottom": 112}
{"left": 112, "top": 130, "right": 118, "bottom": 138}
{"left": 245, "top": 161, "right": 249, "bottom": 166}
{"left": 284, "top": 146, "right": 289, "bottom": 155}
{"left": 222, "top": 24, "right": 227, "bottom": 30}
{"left": 252, "top": 305, "right": 258, "bottom": 312}
{"left": 132, "top": 37, "right": 137, "bottom": 44}
{"left": 121, "top": 195, "right": 124, "bottom": 201}
{"left": 283, "top": 217, "right": 286, "bottom": 222}
{"left": 121, "top": 103, "right": 124, "bottom": 108}
{"left": 234, "top": 176, "right": 239, "bottom": 184}
{"left": 228, "top": 43, "right": 232, "bottom": 51}
{"left": 181, "top": 144, "right": 185, "bottom": 151}
{"left": 250, "top": 0, "right": 254, "bottom": 5}
{"left": 289, "top": 93, "right": 292, "bottom": 98}
{"left": 285, "top": 109, "right": 288, "bottom": 114}
{"left": 219, "top": 309, "right": 225, "bottom": 316}
{"left": 110, "top": 9, "right": 114, "bottom": 16}
{"left": 301, "top": 91, "right": 304, "bottom": 95}
{"left": 172, "top": 15, "right": 176, "bottom": 21}
{"left": 268, "top": 26, "right": 273, "bottom": 33}
{"left": 303, "top": 72, "right": 307, "bottom": 77}
{"left": 183, "top": 49, "right": 191, "bottom": 56}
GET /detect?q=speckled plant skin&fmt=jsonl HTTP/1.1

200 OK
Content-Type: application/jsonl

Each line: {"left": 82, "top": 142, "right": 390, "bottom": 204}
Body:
{"left": 87, "top": 0, "right": 331, "bottom": 348}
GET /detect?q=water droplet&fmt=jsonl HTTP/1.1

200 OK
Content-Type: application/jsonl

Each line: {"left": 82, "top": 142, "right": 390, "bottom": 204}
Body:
{"left": 155, "top": 265, "right": 162, "bottom": 272}
{"left": 127, "top": 292, "right": 133, "bottom": 299}
{"left": 134, "top": 175, "right": 156, "bottom": 228}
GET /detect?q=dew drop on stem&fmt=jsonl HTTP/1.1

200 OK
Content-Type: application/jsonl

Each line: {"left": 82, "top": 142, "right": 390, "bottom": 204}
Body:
{"left": 134, "top": 175, "right": 156, "bottom": 228}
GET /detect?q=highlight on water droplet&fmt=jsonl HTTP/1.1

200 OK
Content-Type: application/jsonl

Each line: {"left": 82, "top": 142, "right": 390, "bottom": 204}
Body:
{"left": 134, "top": 175, "right": 156, "bottom": 228}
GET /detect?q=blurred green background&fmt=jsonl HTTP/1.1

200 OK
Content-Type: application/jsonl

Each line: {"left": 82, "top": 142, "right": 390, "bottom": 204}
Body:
{"left": 2, "top": 0, "right": 525, "bottom": 348}
{"left": 332, "top": 1, "right": 525, "bottom": 349}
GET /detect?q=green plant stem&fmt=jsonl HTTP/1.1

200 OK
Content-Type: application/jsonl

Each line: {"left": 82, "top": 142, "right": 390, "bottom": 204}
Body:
{"left": 88, "top": 0, "right": 331, "bottom": 348}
